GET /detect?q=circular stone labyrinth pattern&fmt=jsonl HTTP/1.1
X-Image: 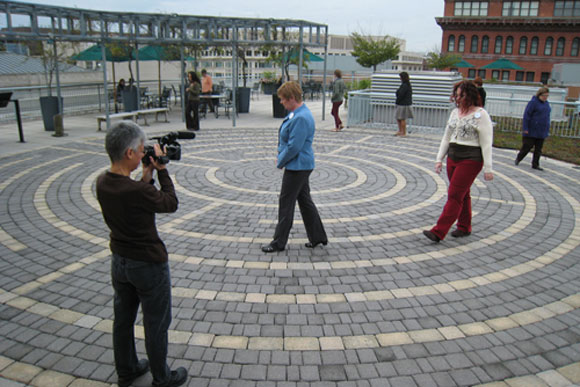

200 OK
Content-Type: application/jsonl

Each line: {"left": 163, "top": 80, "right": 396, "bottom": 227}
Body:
{"left": 0, "top": 127, "right": 580, "bottom": 387}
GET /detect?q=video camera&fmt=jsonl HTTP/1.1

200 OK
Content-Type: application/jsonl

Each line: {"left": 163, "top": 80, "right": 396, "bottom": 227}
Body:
{"left": 142, "top": 131, "right": 196, "bottom": 165}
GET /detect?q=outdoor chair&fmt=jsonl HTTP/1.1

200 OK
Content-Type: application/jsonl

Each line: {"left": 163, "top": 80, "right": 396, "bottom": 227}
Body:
{"left": 157, "top": 87, "right": 172, "bottom": 110}
{"left": 251, "top": 82, "right": 260, "bottom": 100}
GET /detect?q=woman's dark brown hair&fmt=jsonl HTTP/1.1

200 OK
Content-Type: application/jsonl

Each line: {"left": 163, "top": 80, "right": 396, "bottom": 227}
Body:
{"left": 452, "top": 80, "right": 481, "bottom": 111}
{"left": 399, "top": 71, "right": 410, "bottom": 82}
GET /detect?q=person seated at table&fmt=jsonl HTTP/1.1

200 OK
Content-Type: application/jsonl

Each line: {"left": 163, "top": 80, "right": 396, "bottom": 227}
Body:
{"left": 201, "top": 69, "right": 214, "bottom": 113}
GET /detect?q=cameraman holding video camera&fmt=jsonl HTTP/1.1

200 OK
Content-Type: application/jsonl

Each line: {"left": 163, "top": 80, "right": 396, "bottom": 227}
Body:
{"left": 96, "top": 121, "right": 187, "bottom": 387}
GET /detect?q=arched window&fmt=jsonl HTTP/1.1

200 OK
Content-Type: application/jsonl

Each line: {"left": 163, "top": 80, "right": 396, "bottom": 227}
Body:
{"left": 481, "top": 36, "right": 489, "bottom": 53}
{"left": 519, "top": 37, "right": 528, "bottom": 55}
{"left": 545, "top": 37, "right": 553, "bottom": 55}
{"left": 556, "top": 37, "right": 565, "bottom": 56}
{"left": 495, "top": 36, "right": 503, "bottom": 54}
{"left": 458, "top": 35, "right": 465, "bottom": 52}
{"left": 506, "top": 36, "right": 514, "bottom": 54}
{"left": 530, "top": 37, "right": 539, "bottom": 55}
{"left": 572, "top": 38, "right": 580, "bottom": 56}
{"left": 471, "top": 35, "right": 479, "bottom": 53}
{"left": 448, "top": 35, "right": 456, "bottom": 52}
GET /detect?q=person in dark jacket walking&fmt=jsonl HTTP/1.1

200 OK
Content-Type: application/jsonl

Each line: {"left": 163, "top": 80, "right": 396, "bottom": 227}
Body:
{"left": 331, "top": 69, "right": 346, "bottom": 131}
{"left": 473, "top": 77, "right": 486, "bottom": 107}
{"left": 515, "top": 87, "right": 551, "bottom": 171}
{"left": 395, "top": 72, "right": 413, "bottom": 137}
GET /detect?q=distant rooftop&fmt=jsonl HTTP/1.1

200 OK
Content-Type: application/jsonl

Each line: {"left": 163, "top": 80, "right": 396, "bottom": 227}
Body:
{"left": 0, "top": 51, "right": 91, "bottom": 75}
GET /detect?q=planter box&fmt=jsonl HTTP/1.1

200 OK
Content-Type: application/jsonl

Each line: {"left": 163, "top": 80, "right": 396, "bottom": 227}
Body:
{"left": 39, "top": 96, "right": 62, "bottom": 132}
{"left": 262, "top": 83, "right": 276, "bottom": 95}
{"left": 237, "top": 87, "right": 251, "bottom": 113}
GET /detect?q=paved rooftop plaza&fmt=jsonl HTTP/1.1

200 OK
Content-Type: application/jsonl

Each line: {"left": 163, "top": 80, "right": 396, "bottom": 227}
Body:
{"left": 0, "top": 99, "right": 580, "bottom": 386}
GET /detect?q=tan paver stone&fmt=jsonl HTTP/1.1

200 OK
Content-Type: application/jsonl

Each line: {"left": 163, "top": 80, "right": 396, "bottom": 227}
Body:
{"left": 168, "top": 330, "right": 191, "bottom": 344}
{"left": 0, "top": 292, "right": 17, "bottom": 304}
{"left": 562, "top": 294, "right": 580, "bottom": 308}
{"left": 30, "top": 370, "right": 75, "bottom": 387}
{"left": 312, "top": 262, "right": 331, "bottom": 270}
{"left": 510, "top": 311, "right": 543, "bottom": 325}
{"left": 409, "top": 286, "right": 438, "bottom": 296}
{"left": 60, "top": 262, "right": 84, "bottom": 273}
{"left": 213, "top": 336, "right": 248, "bottom": 349}
{"left": 459, "top": 322, "right": 494, "bottom": 336}
{"left": 93, "top": 319, "right": 113, "bottom": 333}
{"left": 364, "top": 290, "right": 393, "bottom": 301}
{"left": 134, "top": 325, "right": 145, "bottom": 339}
{"left": 319, "top": 337, "right": 345, "bottom": 351}
{"left": 216, "top": 292, "right": 246, "bottom": 302}
{"left": 189, "top": 333, "right": 214, "bottom": 347}
{"left": 267, "top": 294, "right": 296, "bottom": 304}
{"left": 331, "top": 262, "right": 356, "bottom": 269}
{"left": 0, "top": 355, "right": 14, "bottom": 370}
{"left": 248, "top": 337, "right": 284, "bottom": 350}
{"left": 504, "top": 375, "right": 549, "bottom": 386}
{"left": 270, "top": 262, "right": 287, "bottom": 270}
{"left": 244, "top": 261, "right": 270, "bottom": 269}
{"left": 27, "top": 302, "right": 59, "bottom": 317}
{"left": 390, "top": 288, "right": 414, "bottom": 298}
{"left": 184, "top": 257, "right": 203, "bottom": 265}
{"left": 486, "top": 317, "right": 519, "bottom": 331}
{"left": 558, "top": 362, "right": 580, "bottom": 382}
{"left": 173, "top": 287, "right": 197, "bottom": 298}
{"left": 316, "top": 294, "right": 346, "bottom": 303}
{"left": 474, "top": 382, "right": 509, "bottom": 387}
{"left": 296, "top": 294, "right": 317, "bottom": 304}
{"left": 545, "top": 301, "right": 574, "bottom": 315}
{"left": 195, "top": 290, "right": 218, "bottom": 300}
{"left": 448, "top": 279, "right": 477, "bottom": 290}
{"left": 376, "top": 332, "right": 413, "bottom": 346}
{"left": 437, "top": 326, "right": 465, "bottom": 340}
{"left": 6, "top": 296, "right": 36, "bottom": 310}
{"left": 432, "top": 283, "right": 455, "bottom": 293}
{"left": 225, "top": 260, "right": 244, "bottom": 268}
{"left": 284, "top": 337, "right": 320, "bottom": 351}
{"left": 245, "top": 293, "right": 266, "bottom": 303}
{"left": 344, "top": 292, "right": 366, "bottom": 303}
{"left": 50, "top": 309, "right": 83, "bottom": 324}
{"left": 75, "top": 315, "right": 102, "bottom": 329}
{"left": 536, "top": 369, "right": 574, "bottom": 387}
{"left": 343, "top": 335, "right": 379, "bottom": 349}
{"left": 2, "top": 362, "right": 42, "bottom": 383}
{"left": 12, "top": 281, "right": 42, "bottom": 295}
{"left": 484, "top": 272, "right": 509, "bottom": 282}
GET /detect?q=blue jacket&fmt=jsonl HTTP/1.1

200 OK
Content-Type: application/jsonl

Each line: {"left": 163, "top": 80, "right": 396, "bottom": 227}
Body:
{"left": 277, "top": 104, "right": 316, "bottom": 170}
{"left": 523, "top": 96, "right": 551, "bottom": 139}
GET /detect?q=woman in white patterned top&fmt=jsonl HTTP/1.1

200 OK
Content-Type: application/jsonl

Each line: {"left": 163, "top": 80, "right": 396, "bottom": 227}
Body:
{"left": 423, "top": 80, "right": 494, "bottom": 243}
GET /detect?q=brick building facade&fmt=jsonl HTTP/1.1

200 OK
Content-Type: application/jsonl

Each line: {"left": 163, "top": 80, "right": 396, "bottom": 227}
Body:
{"left": 436, "top": 0, "right": 580, "bottom": 84}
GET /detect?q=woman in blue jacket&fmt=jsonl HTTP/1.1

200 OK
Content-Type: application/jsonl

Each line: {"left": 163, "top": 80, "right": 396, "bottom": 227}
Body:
{"left": 516, "top": 87, "right": 551, "bottom": 170}
{"left": 262, "top": 81, "right": 328, "bottom": 253}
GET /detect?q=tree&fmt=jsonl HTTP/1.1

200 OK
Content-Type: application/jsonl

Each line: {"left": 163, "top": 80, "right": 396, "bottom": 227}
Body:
{"left": 350, "top": 33, "right": 400, "bottom": 71}
{"left": 425, "top": 51, "right": 462, "bottom": 70}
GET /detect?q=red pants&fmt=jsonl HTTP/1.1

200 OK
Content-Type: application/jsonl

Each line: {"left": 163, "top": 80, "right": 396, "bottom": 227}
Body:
{"left": 331, "top": 101, "right": 343, "bottom": 128}
{"left": 431, "top": 158, "right": 483, "bottom": 240}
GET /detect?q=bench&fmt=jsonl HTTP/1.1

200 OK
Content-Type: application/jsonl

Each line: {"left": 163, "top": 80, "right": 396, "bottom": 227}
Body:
{"left": 96, "top": 112, "right": 138, "bottom": 131}
{"left": 136, "top": 107, "right": 169, "bottom": 126}
{"left": 96, "top": 107, "right": 169, "bottom": 131}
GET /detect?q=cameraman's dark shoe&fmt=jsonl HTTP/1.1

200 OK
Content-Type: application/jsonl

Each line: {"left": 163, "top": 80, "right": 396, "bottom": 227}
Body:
{"left": 261, "top": 243, "right": 285, "bottom": 253}
{"left": 153, "top": 367, "right": 187, "bottom": 387}
{"left": 118, "top": 359, "right": 149, "bottom": 387}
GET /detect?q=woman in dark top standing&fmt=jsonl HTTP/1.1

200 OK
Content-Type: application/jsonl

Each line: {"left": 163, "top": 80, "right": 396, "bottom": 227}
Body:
{"left": 473, "top": 77, "right": 486, "bottom": 107}
{"left": 185, "top": 71, "right": 201, "bottom": 131}
{"left": 395, "top": 72, "right": 413, "bottom": 137}
{"left": 515, "top": 87, "right": 551, "bottom": 171}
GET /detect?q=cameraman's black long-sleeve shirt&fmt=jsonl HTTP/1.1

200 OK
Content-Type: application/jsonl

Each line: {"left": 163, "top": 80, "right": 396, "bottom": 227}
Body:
{"left": 96, "top": 169, "right": 178, "bottom": 263}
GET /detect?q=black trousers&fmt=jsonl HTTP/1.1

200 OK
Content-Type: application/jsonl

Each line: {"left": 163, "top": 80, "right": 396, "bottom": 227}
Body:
{"left": 185, "top": 100, "right": 199, "bottom": 130}
{"left": 271, "top": 169, "right": 327, "bottom": 249}
{"left": 516, "top": 136, "right": 544, "bottom": 168}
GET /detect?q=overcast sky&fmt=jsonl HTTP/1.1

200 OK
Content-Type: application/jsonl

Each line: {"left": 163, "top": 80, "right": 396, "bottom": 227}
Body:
{"left": 35, "top": 0, "right": 444, "bottom": 53}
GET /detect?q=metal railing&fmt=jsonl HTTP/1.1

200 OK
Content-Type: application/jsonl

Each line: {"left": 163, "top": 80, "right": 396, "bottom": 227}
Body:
{"left": 347, "top": 89, "right": 580, "bottom": 138}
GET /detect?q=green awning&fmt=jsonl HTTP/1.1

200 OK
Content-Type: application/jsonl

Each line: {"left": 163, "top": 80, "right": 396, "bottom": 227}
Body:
{"left": 481, "top": 58, "right": 523, "bottom": 70}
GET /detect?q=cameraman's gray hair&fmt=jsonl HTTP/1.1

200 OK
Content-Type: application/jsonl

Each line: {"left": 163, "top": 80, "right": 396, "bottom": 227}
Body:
{"left": 105, "top": 121, "right": 146, "bottom": 163}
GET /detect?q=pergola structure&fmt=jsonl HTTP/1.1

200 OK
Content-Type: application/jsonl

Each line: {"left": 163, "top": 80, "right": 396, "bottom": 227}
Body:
{"left": 0, "top": 0, "right": 329, "bottom": 128}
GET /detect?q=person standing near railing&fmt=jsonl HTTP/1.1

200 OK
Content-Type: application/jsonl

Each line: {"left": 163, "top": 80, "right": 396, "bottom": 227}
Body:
{"left": 395, "top": 71, "right": 413, "bottom": 137}
{"left": 515, "top": 87, "right": 551, "bottom": 171}
{"left": 331, "top": 69, "right": 346, "bottom": 132}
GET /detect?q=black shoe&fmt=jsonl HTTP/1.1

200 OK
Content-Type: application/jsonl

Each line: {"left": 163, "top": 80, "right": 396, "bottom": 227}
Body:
{"left": 118, "top": 359, "right": 149, "bottom": 387}
{"left": 422, "top": 230, "right": 441, "bottom": 243}
{"left": 261, "top": 243, "right": 285, "bottom": 253}
{"left": 153, "top": 367, "right": 187, "bottom": 387}
{"left": 451, "top": 229, "right": 471, "bottom": 238}
{"left": 515, "top": 158, "right": 520, "bottom": 166}
{"left": 532, "top": 166, "right": 544, "bottom": 171}
{"left": 305, "top": 241, "right": 328, "bottom": 248}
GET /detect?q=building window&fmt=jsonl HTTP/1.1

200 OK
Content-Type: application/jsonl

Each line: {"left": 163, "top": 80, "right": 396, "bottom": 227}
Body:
{"left": 506, "top": 36, "right": 514, "bottom": 54}
{"left": 471, "top": 35, "right": 479, "bottom": 53}
{"left": 541, "top": 72, "right": 550, "bottom": 84}
{"left": 545, "top": 37, "right": 553, "bottom": 55}
{"left": 502, "top": 71, "right": 510, "bottom": 81}
{"left": 492, "top": 70, "right": 500, "bottom": 79}
{"left": 526, "top": 72, "right": 535, "bottom": 82}
{"left": 454, "top": 1, "right": 489, "bottom": 16}
{"left": 495, "top": 36, "right": 503, "bottom": 54}
{"left": 478, "top": 69, "right": 486, "bottom": 79}
{"left": 502, "top": 1, "right": 539, "bottom": 16}
{"left": 482, "top": 36, "right": 489, "bottom": 53}
{"left": 556, "top": 37, "right": 566, "bottom": 56}
{"left": 554, "top": 1, "right": 580, "bottom": 16}
{"left": 519, "top": 37, "right": 528, "bottom": 54}
{"left": 530, "top": 37, "right": 539, "bottom": 55}
{"left": 572, "top": 38, "right": 580, "bottom": 56}
{"left": 458, "top": 35, "right": 466, "bottom": 52}
{"left": 448, "top": 35, "right": 456, "bottom": 52}
{"left": 516, "top": 71, "right": 525, "bottom": 81}
{"left": 468, "top": 69, "right": 476, "bottom": 78}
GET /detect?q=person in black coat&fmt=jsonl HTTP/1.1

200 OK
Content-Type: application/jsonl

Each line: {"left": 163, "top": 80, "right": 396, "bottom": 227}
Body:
{"left": 515, "top": 87, "right": 551, "bottom": 170}
{"left": 473, "top": 77, "right": 486, "bottom": 107}
{"left": 395, "top": 72, "right": 413, "bottom": 136}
